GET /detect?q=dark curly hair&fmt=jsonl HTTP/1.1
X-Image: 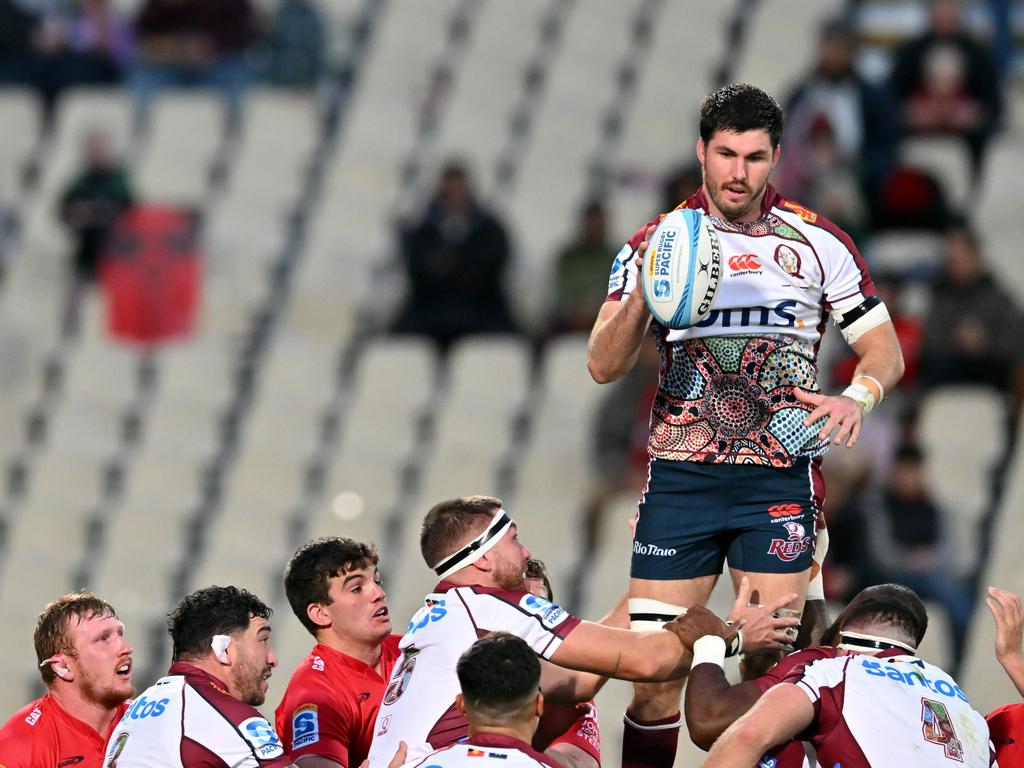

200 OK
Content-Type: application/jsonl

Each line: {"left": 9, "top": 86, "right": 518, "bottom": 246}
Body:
{"left": 285, "top": 537, "right": 380, "bottom": 636}
{"left": 168, "top": 585, "right": 272, "bottom": 661}
{"left": 699, "top": 83, "right": 784, "bottom": 148}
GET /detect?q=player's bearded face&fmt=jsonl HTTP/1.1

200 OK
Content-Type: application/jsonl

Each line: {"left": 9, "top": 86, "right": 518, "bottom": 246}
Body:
{"left": 232, "top": 619, "right": 276, "bottom": 706}
{"left": 699, "top": 129, "right": 778, "bottom": 223}
{"left": 68, "top": 615, "right": 135, "bottom": 708}
{"left": 489, "top": 527, "right": 530, "bottom": 591}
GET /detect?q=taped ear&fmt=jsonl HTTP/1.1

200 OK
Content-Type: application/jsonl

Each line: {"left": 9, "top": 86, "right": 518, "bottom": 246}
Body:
{"left": 211, "top": 634, "right": 232, "bottom": 664}
{"left": 39, "top": 655, "right": 71, "bottom": 680}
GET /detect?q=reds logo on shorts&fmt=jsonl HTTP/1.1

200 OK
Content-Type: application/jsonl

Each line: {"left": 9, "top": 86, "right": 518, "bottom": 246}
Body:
{"left": 768, "top": 522, "right": 811, "bottom": 562}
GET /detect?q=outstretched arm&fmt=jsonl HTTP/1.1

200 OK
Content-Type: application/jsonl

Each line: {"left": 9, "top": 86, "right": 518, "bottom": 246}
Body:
{"left": 988, "top": 586, "right": 1024, "bottom": 697}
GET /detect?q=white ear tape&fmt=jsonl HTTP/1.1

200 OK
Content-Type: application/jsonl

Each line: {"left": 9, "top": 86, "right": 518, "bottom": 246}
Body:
{"left": 211, "top": 634, "right": 232, "bottom": 663}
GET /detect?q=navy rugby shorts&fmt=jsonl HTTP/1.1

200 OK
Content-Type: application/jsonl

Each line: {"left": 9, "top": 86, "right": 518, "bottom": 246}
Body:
{"left": 630, "top": 457, "right": 821, "bottom": 580}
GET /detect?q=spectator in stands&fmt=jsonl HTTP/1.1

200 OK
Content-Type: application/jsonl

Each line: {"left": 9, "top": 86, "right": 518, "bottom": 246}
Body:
{"left": 888, "top": 0, "right": 1003, "bottom": 183}
{"left": 547, "top": 199, "right": 614, "bottom": 337}
{"left": 0, "top": 0, "right": 129, "bottom": 119}
{"left": 0, "top": 0, "right": 37, "bottom": 87}
{"left": 260, "top": 0, "right": 326, "bottom": 88}
{"left": 986, "top": 585, "right": 1024, "bottom": 766}
{"left": 131, "top": 0, "right": 255, "bottom": 122}
{"left": 391, "top": 161, "right": 519, "bottom": 352}
{"left": 67, "top": 0, "right": 135, "bottom": 76}
{"left": 780, "top": 18, "right": 895, "bottom": 215}
{"left": 919, "top": 222, "right": 1024, "bottom": 405}
{"left": 877, "top": 442, "right": 972, "bottom": 671}
{"left": 0, "top": 592, "right": 134, "bottom": 766}
{"left": 59, "top": 129, "right": 134, "bottom": 282}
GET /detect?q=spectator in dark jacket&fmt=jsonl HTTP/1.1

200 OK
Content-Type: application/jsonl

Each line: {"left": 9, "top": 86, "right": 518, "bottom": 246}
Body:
{"left": 781, "top": 18, "right": 896, "bottom": 205}
{"left": 919, "top": 222, "right": 1024, "bottom": 401}
{"left": 59, "top": 130, "right": 134, "bottom": 281}
{"left": 391, "top": 162, "right": 519, "bottom": 351}
{"left": 888, "top": 0, "right": 1003, "bottom": 182}
{"left": 130, "top": 0, "right": 254, "bottom": 121}
{"left": 548, "top": 199, "right": 614, "bottom": 337}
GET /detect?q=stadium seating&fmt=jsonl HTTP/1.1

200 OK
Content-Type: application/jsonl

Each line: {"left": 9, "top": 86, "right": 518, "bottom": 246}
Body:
{"left": 1, "top": 2, "right": 1023, "bottom": 762}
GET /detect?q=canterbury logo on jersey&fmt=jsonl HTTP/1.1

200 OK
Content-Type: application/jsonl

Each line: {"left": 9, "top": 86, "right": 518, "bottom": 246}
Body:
{"left": 728, "top": 254, "right": 761, "bottom": 273}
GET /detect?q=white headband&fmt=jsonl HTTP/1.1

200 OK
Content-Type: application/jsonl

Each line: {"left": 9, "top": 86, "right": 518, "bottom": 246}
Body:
{"left": 432, "top": 510, "right": 514, "bottom": 582}
{"left": 837, "top": 630, "right": 916, "bottom": 655}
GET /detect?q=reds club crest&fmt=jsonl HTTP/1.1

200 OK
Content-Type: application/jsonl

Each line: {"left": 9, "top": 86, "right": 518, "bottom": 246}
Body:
{"left": 773, "top": 244, "right": 804, "bottom": 279}
{"left": 767, "top": 522, "right": 811, "bottom": 562}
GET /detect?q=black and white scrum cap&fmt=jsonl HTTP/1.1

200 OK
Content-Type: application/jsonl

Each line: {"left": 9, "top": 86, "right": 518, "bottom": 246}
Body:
{"left": 837, "top": 630, "right": 917, "bottom": 655}
{"left": 431, "top": 509, "right": 515, "bottom": 582}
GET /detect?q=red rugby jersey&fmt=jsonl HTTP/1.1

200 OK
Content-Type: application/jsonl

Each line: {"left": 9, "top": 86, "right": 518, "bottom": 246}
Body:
{"left": 0, "top": 693, "right": 130, "bottom": 768}
{"left": 275, "top": 636, "right": 402, "bottom": 766}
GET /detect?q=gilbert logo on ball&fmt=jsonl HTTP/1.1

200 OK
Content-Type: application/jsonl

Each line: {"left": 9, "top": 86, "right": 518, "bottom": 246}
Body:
{"left": 642, "top": 208, "right": 722, "bottom": 329}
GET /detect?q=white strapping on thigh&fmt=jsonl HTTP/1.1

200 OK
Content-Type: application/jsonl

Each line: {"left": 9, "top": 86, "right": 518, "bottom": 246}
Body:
{"left": 628, "top": 597, "right": 687, "bottom": 631}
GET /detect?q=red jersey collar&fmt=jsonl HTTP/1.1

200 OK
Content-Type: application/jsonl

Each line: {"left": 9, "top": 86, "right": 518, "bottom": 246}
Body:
{"left": 40, "top": 692, "right": 130, "bottom": 741}
{"left": 312, "top": 640, "right": 397, "bottom": 679}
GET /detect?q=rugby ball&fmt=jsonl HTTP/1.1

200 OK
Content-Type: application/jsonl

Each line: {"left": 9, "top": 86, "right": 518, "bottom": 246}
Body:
{"left": 642, "top": 208, "right": 722, "bottom": 329}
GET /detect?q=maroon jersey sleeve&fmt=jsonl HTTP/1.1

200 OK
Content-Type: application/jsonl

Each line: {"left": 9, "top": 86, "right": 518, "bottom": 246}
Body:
{"left": 754, "top": 647, "right": 835, "bottom": 693}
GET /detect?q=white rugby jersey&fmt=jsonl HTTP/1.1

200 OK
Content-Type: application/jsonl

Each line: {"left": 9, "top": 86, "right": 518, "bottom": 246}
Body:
{"left": 103, "top": 663, "right": 290, "bottom": 768}
{"left": 368, "top": 583, "right": 581, "bottom": 767}
{"left": 788, "top": 650, "right": 994, "bottom": 767}
{"left": 607, "top": 186, "right": 879, "bottom": 466}
{"left": 404, "top": 734, "right": 562, "bottom": 768}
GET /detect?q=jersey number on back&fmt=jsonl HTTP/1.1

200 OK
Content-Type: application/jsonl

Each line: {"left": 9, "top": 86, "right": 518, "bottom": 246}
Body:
{"left": 921, "top": 698, "right": 964, "bottom": 762}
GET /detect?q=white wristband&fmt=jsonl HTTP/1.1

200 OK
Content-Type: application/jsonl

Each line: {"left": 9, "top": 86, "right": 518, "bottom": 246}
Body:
{"left": 854, "top": 374, "right": 885, "bottom": 403}
{"left": 841, "top": 382, "right": 875, "bottom": 414}
{"left": 691, "top": 635, "right": 727, "bottom": 669}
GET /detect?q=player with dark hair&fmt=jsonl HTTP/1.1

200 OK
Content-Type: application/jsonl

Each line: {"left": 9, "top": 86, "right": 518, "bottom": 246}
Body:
{"left": 368, "top": 495, "right": 798, "bottom": 767}
{"left": 276, "top": 537, "right": 402, "bottom": 767}
{"left": 524, "top": 558, "right": 601, "bottom": 768}
{"left": 588, "top": 82, "right": 904, "bottom": 766}
{"left": 0, "top": 592, "right": 133, "bottom": 767}
{"left": 103, "top": 585, "right": 291, "bottom": 767}
{"left": 698, "top": 584, "right": 993, "bottom": 767}
{"left": 402, "top": 633, "right": 561, "bottom": 767}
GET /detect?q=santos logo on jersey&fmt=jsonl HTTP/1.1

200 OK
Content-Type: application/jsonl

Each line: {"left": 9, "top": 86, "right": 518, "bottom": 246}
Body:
{"left": 124, "top": 695, "right": 170, "bottom": 720}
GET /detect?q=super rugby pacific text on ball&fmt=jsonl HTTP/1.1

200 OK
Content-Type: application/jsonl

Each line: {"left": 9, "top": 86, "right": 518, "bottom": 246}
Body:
{"left": 642, "top": 208, "right": 722, "bottom": 329}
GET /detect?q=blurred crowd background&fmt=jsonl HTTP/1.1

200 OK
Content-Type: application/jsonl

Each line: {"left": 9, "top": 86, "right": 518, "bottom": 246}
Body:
{"left": 0, "top": 1, "right": 1022, "bottom": 765}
